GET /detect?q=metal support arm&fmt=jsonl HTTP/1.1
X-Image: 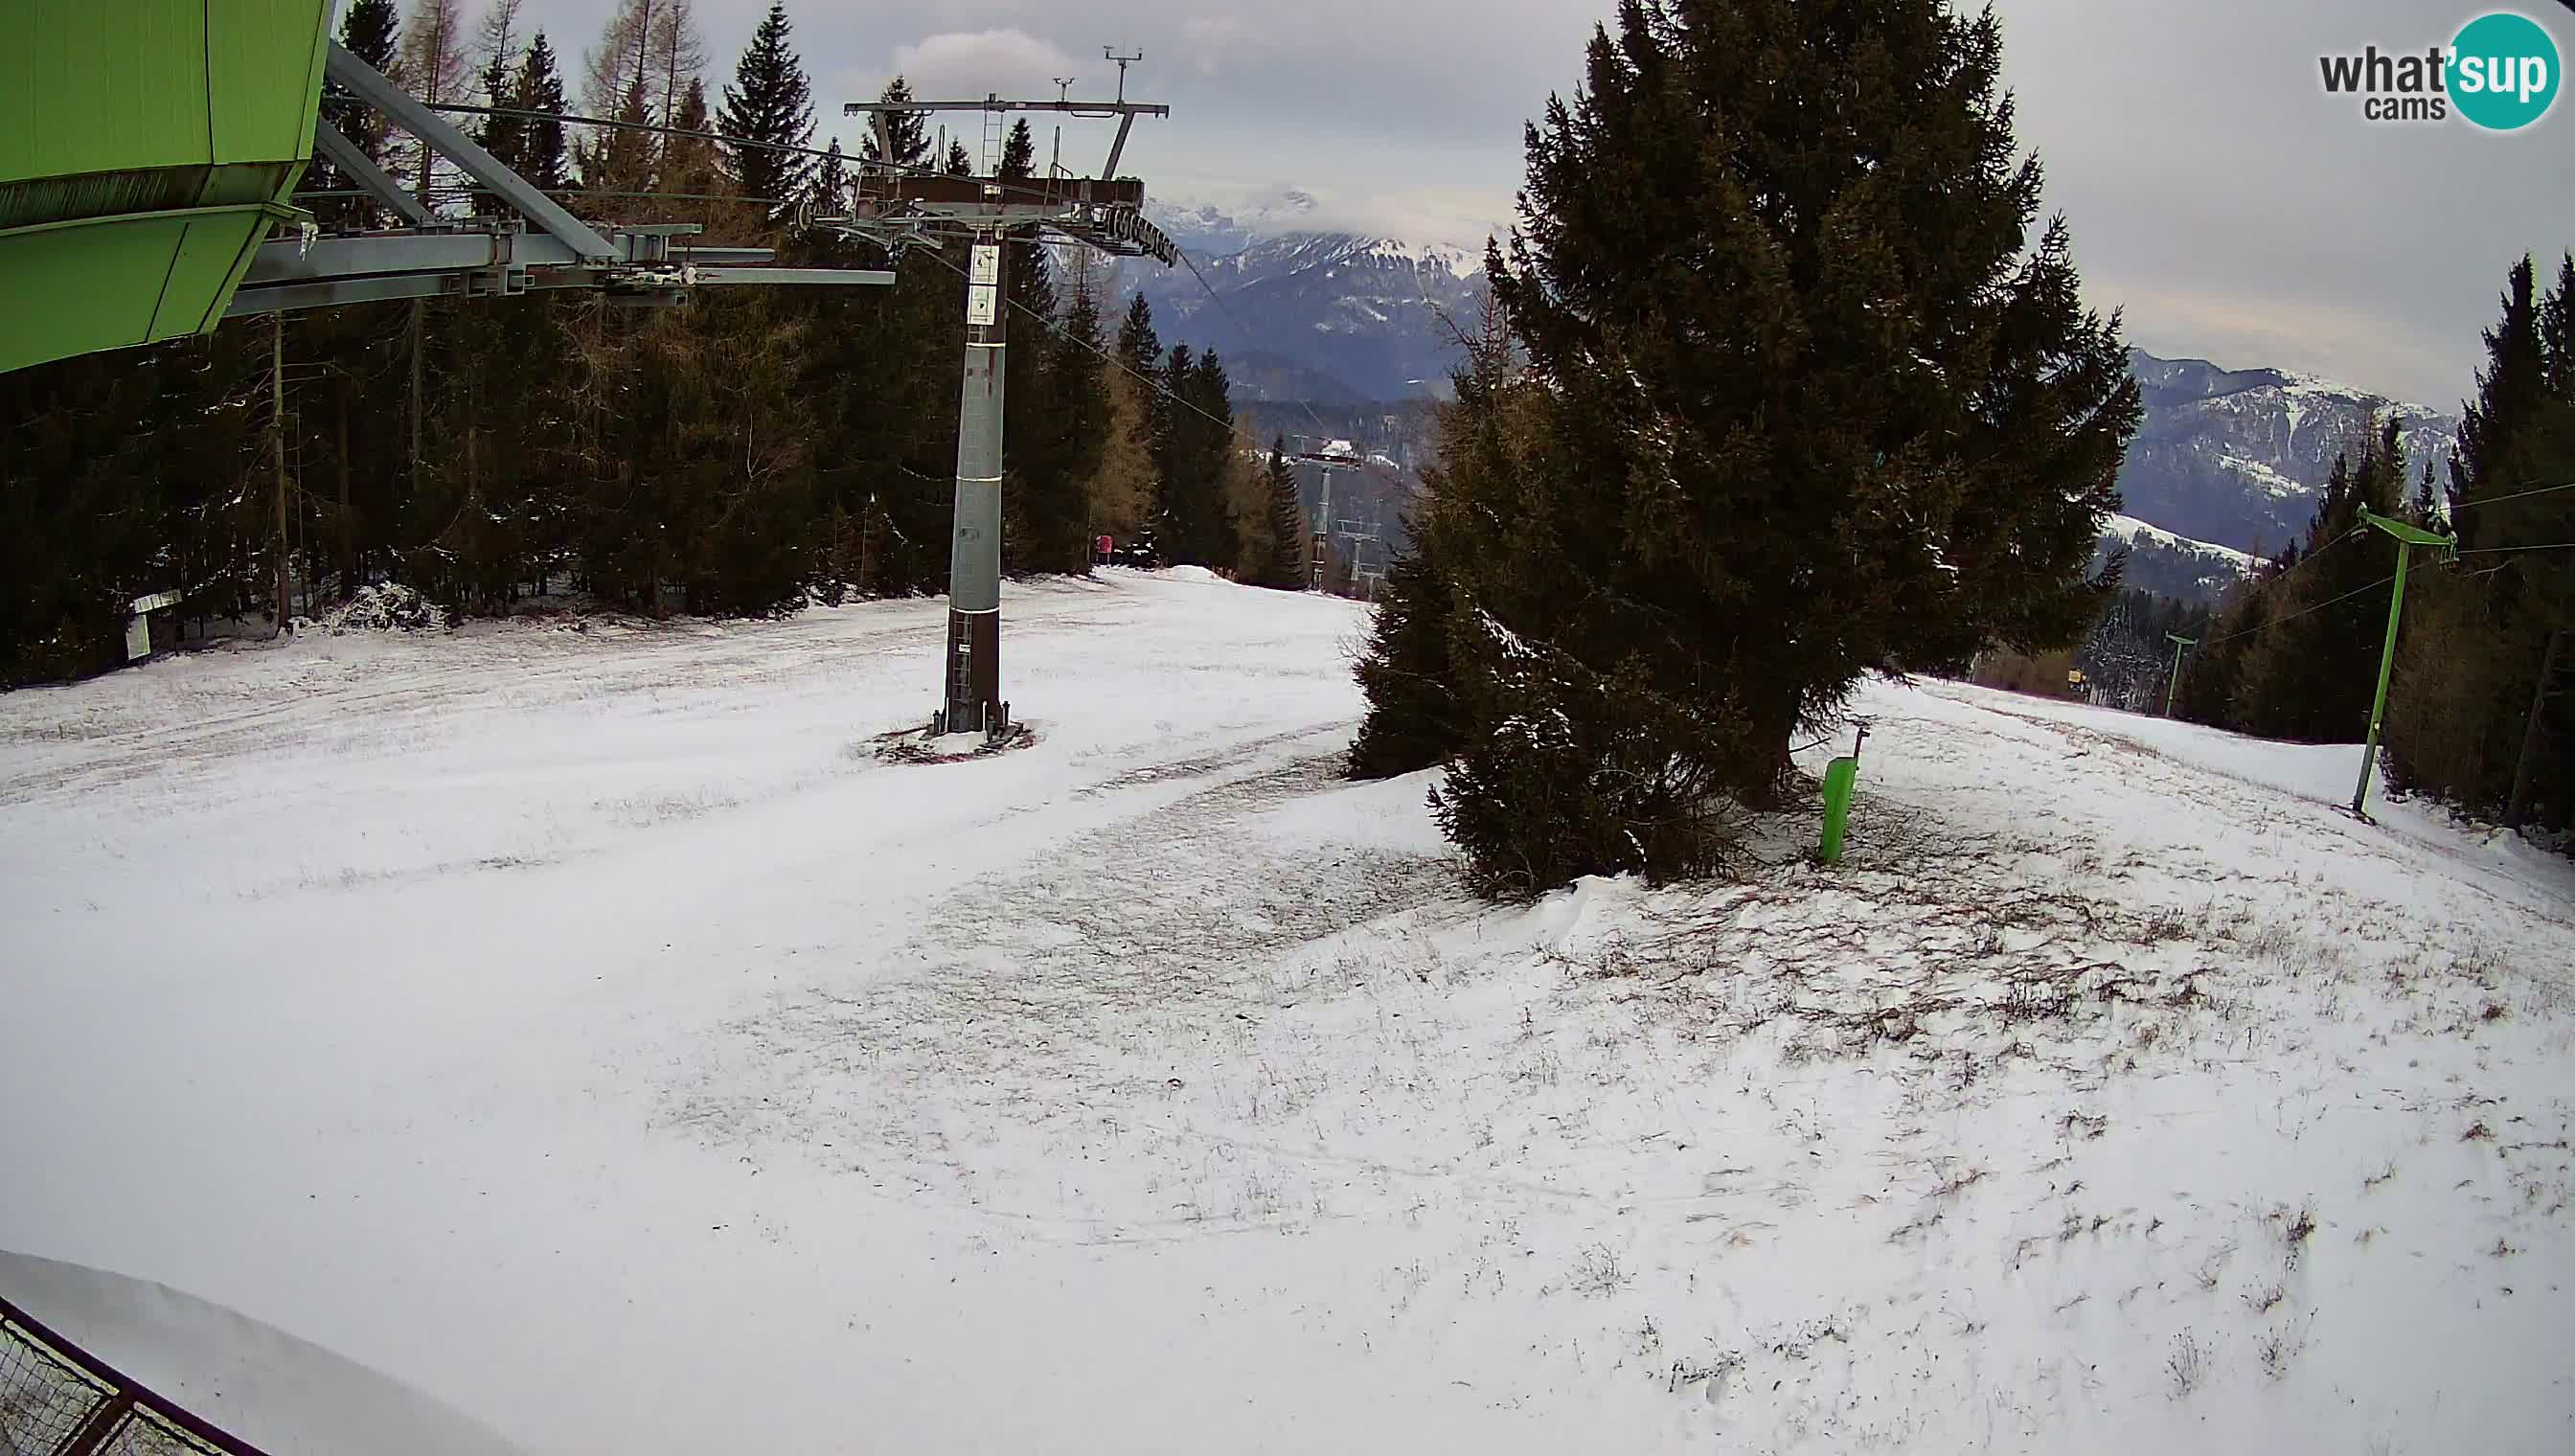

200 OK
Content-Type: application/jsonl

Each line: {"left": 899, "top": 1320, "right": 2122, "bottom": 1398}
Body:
{"left": 311, "top": 122, "right": 437, "bottom": 227}
{"left": 325, "top": 40, "right": 616, "bottom": 260}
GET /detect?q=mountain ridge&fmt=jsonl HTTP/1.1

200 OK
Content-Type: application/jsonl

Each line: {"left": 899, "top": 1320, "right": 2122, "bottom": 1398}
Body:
{"left": 1122, "top": 198, "right": 2466, "bottom": 604}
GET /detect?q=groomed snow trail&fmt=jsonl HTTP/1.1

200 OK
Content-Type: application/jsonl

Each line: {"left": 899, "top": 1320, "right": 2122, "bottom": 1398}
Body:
{"left": 4, "top": 570, "right": 2571, "bottom": 1454}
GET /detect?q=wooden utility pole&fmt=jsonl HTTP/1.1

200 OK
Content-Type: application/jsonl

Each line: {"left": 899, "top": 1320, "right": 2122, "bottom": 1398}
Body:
{"left": 271, "top": 313, "right": 293, "bottom": 634}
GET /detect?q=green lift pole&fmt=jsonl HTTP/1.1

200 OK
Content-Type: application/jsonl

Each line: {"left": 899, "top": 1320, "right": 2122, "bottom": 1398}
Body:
{"left": 2350, "top": 508, "right": 2457, "bottom": 820}
{"left": 2163, "top": 634, "right": 2195, "bottom": 717}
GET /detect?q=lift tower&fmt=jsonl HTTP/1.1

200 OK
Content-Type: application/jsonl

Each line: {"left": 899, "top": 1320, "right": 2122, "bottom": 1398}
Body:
{"left": 836, "top": 76, "right": 1177, "bottom": 739}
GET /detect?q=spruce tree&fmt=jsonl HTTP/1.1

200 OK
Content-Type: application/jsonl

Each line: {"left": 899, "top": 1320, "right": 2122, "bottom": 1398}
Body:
{"left": 1260, "top": 440, "right": 1308, "bottom": 588}
{"left": 2237, "top": 430, "right": 2405, "bottom": 742}
{"left": 1047, "top": 270, "right": 1113, "bottom": 570}
{"left": 806, "top": 137, "right": 848, "bottom": 219}
{"left": 999, "top": 119, "right": 1037, "bottom": 182}
{"left": 945, "top": 141, "right": 974, "bottom": 176}
{"left": 473, "top": 46, "right": 523, "bottom": 182}
{"left": 1115, "top": 295, "right": 1168, "bottom": 559}
{"left": 2452, "top": 257, "right": 2548, "bottom": 550}
{"left": 311, "top": 0, "right": 401, "bottom": 230}
{"left": 718, "top": 1, "right": 815, "bottom": 216}
{"left": 1190, "top": 351, "right": 1242, "bottom": 570}
{"left": 859, "top": 77, "right": 930, "bottom": 171}
{"left": 514, "top": 34, "right": 571, "bottom": 194}
{"left": 2388, "top": 256, "right": 2575, "bottom": 828}
{"left": 664, "top": 78, "right": 721, "bottom": 204}
{"left": 1365, "top": 0, "right": 2139, "bottom": 893}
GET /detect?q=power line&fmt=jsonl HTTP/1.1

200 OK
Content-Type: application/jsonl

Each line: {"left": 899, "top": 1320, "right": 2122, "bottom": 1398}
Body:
{"left": 2450, "top": 478, "right": 2575, "bottom": 512}
{"left": 2204, "top": 568, "right": 2398, "bottom": 647}
{"left": 2459, "top": 539, "right": 2575, "bottom": 557}
{"left": 912, "top": 240, "right": 1240, "bottom": 439}
{"left": 415, "top": 101, "right": 1087, "bottom": 210}
{"left": 1171, "top": 245, "right": 1385, "bottom": 466}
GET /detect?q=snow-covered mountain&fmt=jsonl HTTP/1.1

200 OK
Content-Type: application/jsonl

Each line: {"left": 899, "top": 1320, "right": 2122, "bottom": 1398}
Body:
{"left": 1120, "top": 204, "right": 2460, "bottom": 603}
{"left": 2117, "top": 350, "right": 2462, "bottom": 558}
{"left": 2093, "top": 512, "right": 2261, "bottom": 605}
{"left": 1122, "top": 193, "right": 1491, "bottom": 402}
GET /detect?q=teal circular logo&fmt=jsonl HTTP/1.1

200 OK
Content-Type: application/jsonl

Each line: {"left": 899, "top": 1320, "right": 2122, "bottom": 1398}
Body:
{"left": 2450, "top": 11, "right": 2561, "bottom": 130}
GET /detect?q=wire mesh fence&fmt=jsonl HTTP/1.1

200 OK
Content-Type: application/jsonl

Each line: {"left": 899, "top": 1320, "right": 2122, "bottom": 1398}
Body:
{"left": 0, "top": 1295, "right": 268, "bottom": 1456}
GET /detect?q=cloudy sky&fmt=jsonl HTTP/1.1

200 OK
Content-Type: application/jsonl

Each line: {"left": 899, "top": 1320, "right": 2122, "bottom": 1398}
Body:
{"left": 505, "top": 0, "right": 2573, "bottom": 407}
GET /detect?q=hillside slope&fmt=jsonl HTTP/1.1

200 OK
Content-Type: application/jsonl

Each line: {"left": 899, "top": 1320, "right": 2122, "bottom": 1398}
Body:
{"left": 3, "top": 576, "right": 2568, "bottom": 1453}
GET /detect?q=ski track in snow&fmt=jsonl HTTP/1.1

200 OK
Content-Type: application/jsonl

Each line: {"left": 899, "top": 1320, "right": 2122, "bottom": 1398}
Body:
{"left": 4, "top": 569, "right": 2574, "bottom": 1454}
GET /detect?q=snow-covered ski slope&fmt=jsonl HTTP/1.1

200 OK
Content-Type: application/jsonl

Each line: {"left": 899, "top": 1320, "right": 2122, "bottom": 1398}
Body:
{"left": 4, "top": 569, "right": 2571, "bottom": 1454}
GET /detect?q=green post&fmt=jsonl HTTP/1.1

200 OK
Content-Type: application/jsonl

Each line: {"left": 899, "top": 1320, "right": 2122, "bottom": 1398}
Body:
{"left": 1818, "top": 758, "right": 1858, "bottom": 864}
{"left": 2352, "top": 541, "right": 2412, "bottom": 818}
{"left": 1816, "top": 720, "right": 1870, "bottom": 865}
{"left": 2163, "top": 634, "right": 2195, "bottom": 717}
{"left": 2350, "top": 508, "right": 2455, "bottom": 819}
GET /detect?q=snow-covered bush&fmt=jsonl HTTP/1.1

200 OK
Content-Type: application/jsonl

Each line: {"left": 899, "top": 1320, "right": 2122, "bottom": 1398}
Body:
{"left": 314, "top": 584, "right": 448, "bottom": 635}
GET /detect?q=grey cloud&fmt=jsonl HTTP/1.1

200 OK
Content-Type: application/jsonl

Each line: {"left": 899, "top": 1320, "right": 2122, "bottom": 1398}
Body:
{"left": 511, "top": 0, "right": 2569, "bottom": 403}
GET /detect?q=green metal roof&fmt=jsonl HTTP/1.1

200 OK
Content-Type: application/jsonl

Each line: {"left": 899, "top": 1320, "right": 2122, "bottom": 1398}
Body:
{"left": 1, "top": 0, "right": 333, "bottom": 375}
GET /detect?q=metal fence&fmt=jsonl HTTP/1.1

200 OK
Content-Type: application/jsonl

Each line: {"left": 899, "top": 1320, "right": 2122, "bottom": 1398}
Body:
{"left": 0, "top": 1293, "right": 269, "bottom": 1456}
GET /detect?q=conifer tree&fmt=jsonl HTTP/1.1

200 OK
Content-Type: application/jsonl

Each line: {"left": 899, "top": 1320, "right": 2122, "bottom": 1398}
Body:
{"left": 513, "top": 34, "right": 571, "bottom": 194}
{"left": 1356, "top": 0, "right": 2140, "bottom": 894}
{"left": 718, "top": 1, "right": 815, "bottom": 216}
{"left": 2452, "top": 257, "right": 2548, "bottom": 550}
{"left": 859, "top": 77, "right": 930, "bottom": 171}
{"left": 805, "top": 137, "right": 848, "bottom": 220}
{"left": 1259, "top": 440, "right": 1308, "bottom": 588}
{"left": 309, "top": 0, "right": 401, "bottom": 229}
{"left": 470, "top": 0, "right": 528, "bottom": 192}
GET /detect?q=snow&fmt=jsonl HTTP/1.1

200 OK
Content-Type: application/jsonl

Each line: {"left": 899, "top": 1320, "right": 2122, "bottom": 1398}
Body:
{"left": 2218, "top": 453, "right": 2307, "bottom": 499}
{"left": 6, "top": 570, "right": 2574, "bottom": 1453}
{"left": 0, "top": 1250, "right": 524, "bottom": 1456}
{"left": 2101, "top": 512, "right": 2263, "bottom": 572}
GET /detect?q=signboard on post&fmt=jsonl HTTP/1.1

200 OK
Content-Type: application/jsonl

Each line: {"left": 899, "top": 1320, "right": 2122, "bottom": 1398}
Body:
{"left": 967, "top": 286, "right": 999, "bottom": 326}
{"left": 968, "top": 244, "right": 1000, "bottom": 285}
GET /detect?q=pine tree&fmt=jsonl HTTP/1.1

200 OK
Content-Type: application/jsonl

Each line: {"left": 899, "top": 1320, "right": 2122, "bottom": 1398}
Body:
{"left": 805, "top": 137, "right": 848, "bottom": 220}
{"left": 2412, "top": 459, "right": 2441, "bottom": 528}
{"left": 2452, "top": 257, "right": 2549, "bottom": 550}
{"left": 513, "top": 34, "right": 571, "bottom": 194}
{"left": 1259, "top": 440, "right": 1308, "bottom": 588}
{"left": 1000, "top": 118, "right": 1036, "bottom": 181}
{"left": 1190, "top": 351, "right": 1242, "bottom": 570}
{"left": 718, "top": 1, "right": 814, "bottom": 216}
{"left": 2236, "top": 428, "right": 2406, "bottom": 742}
{"left": 2388, "top": 256, "right": 2575, "bottom": 829}
{"left": 1116, "top": 293, "right": 1160, "bottom": 376}
{"left": 659, "top": 78, "right": 721, "bottom": 209}
{"left": 945, "top": 141, "right": 974, "bottom": 177}
{"left": 311, "top": 0, "right": 402, "bottom": 230}
{"left": 1372, "top": 0, "right": 2139, "bottom": 893}
{"left": 1048, "top": 268, "right": 1113, "bottom": 567}
{"left": 1110, "top": 294, "right": 1168, "bottom": 558}
{"left": 859, "top": 77, "right": 930, "bottom": 172}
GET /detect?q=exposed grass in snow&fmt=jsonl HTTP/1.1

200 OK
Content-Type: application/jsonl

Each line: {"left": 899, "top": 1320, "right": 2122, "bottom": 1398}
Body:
{"left": 3, "top": 570, "right": 2572, "bottom": 1453}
